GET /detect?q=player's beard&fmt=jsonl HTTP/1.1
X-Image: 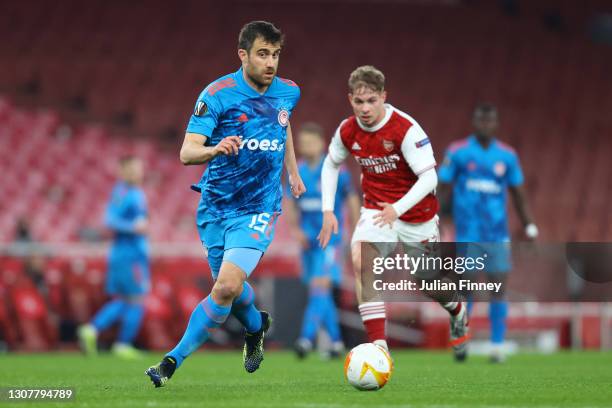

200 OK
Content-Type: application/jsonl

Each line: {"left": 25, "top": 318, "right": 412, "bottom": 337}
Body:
{"left": 247, "top": 65, "right": 275, "bottom": 89}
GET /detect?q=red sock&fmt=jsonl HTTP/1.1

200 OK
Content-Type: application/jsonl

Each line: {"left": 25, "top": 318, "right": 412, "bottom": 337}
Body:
{"left": 359, "top": 302, "right": 386, "bottom": 342}
{"left": 363, "top": 318, "right": 386, "bottom": 342}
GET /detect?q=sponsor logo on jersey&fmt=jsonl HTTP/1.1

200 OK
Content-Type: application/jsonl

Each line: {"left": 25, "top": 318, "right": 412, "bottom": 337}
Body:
{"left": 278, "top": 109, "right": 289, "bottom": 127}
{"left": 466, "top": 178, "right": 502, "bottom": 194}
{"left": 352, "top": 142, "right": 361, "bottom": 151}
{"left": 356, "top": 154, "right": 401, "bottom": 174}
{"left": 240, "top": 138, "right": 285, "bottom": 152}
{"left": 382, "top": 139, "right": 394, "bottom": 152}
{"left": 493, "top": 162, "right": 506, "bottom": 176}
{"left": 195, "top": 101, "right": 208, "bottom": 116}
{"left": 298, "top": 197, "right": 322, "bottom": 212}
{"left": 415, "top": 137, "right": 430, "bottom": 148}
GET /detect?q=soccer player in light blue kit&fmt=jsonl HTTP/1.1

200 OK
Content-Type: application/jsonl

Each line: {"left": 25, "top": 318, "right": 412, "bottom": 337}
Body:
{"left": 438, "top": 103, "right": 538, "bottom": 363}
{"left": 284, "top": 123, "right": 360, "bottom": 359}
{"left": 78, "top": 156, "right": 149, "bottom": 359}
{"left": 146, "top": 21, "right": 305, "bottom": 387}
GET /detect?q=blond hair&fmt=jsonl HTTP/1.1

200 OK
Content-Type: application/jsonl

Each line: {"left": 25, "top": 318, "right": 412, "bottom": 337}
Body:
{"left": 348, "top": 65, "right": 385, "bottom": 93}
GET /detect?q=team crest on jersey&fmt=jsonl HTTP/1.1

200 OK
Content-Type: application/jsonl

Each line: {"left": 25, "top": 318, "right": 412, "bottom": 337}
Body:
{"left": 277, "top": 109, "right": 289, "bottom": 127}
{"left": 494, "top": 162, "right": 506, "bottom": 176}
{"left": 352, "top": 142, "right": 361, "bottom": 150}
{"left": 382, "top": 139, "right": 394, "bottom": 152}
{"left": 467, "top": 161, "right": 477, "bottom": 171}
{"left": 194, "top": 101, "right": 208, "bottom": 116}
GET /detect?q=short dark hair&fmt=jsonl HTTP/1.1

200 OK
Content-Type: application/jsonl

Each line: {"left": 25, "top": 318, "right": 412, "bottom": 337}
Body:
{"left": 473, "top": 103, "right": 498, "bottom": 116}
{"left": 238, "top": 21, "right": 284, "bottom": 52}
{"left": 348, "top": 65, "right": 385, "bottom": 93}
{"left": 299, "top": 122, "right": 325, "bottom": 139}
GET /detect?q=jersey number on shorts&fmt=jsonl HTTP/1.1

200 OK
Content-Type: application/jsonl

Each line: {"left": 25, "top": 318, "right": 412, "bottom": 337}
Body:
{"left": 248, "top": 212, "right": 271, "bottom": 233}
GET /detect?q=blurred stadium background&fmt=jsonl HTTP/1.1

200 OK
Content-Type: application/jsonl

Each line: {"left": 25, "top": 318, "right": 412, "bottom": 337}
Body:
{"left": 1, "top": 0, "right": 611, "bottom": 355}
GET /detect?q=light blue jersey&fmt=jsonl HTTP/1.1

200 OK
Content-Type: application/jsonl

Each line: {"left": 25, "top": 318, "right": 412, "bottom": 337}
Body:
{"left": 186, "top": 68, "right": 300, "bottom": 277}
{"left": 187, "top": 67, "right": 301, "bottom": 225}
{"left": 439, "top": 135, "right": 518, "bottom": 342}
{"left": 438, "top": 135, "right": 524, "bottom": 243}
{"left": 104, "top": 181, "right": 150, "bottom": 295}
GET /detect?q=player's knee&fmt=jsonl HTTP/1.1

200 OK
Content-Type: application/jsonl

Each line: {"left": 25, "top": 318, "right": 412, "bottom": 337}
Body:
{"left": 212, "top": 277, "right": 243, "bottom": 302}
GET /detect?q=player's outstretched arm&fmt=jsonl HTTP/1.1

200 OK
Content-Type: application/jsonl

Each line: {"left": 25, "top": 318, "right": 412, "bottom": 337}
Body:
{"left": 509, "top": 185, "right": 538, "bottom": 240}
{"left": 318, "top": 155, "right": 342, "bottom": 248}
{"left": 436, "top": 183, "right": 453, "bottom": 217}
{"left": 318, "top": 210, "right": 338, "bottom": 249}
{"left": 346, "top": 192, "right": 361, "bottom": 235}
{"left": 179, "top": 132, "right": 241, "bottom": 165}
{"left": 283, "top": 197, "right": 308, "bottom": 249}
{"left": 318, "top": 125, "right": 349, "bottom": 248}
{"left": 284, "top": 123, "right": 306, "bottom": 197}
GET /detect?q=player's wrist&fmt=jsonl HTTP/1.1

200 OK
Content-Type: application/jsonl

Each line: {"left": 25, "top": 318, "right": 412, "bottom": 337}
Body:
{"left": 209, "top": 146, "right": 223, "bottom": 158}
{"left": 390, "top": 203, "right": 404, "bottom": 217}
{"left": 287, "top": 169, "right": 299, "bottom": 180}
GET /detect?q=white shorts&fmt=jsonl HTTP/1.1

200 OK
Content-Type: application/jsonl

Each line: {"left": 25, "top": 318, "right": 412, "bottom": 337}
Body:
{"left": 351, "top": 208, "right": 439, "bottom": 245}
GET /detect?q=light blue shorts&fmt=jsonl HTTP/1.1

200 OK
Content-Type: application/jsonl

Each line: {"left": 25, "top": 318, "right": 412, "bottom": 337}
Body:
{"left": 106, "top": 255, "right": 150, "bottom": 296}
{"left": 197, "top": 212, "right": 280, "bottom": 279}
{"left": 302, "top": 243, "right": 342, "bottom": 285}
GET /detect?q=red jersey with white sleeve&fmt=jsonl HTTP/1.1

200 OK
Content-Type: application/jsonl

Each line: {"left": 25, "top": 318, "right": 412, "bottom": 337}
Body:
{"left": 327, "top": 104, "right": 439, "bottom": 223}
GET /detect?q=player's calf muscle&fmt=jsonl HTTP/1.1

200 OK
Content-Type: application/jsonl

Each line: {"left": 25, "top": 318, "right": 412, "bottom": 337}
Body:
{"left": 351, "top": 243, "right": 365, "bottom": 302}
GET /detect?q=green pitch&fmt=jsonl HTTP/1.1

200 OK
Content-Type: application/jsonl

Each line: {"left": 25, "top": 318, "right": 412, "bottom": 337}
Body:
{"left": 1, "top": 351, "right": 611, "bottom": 407}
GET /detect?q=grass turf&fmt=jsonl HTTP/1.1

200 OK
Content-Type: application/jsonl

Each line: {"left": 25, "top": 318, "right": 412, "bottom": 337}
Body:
{"left": 1, "top": 350, "right": 611, "bottom": 407}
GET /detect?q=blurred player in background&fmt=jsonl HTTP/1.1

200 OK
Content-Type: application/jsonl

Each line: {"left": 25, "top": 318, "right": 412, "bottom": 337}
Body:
{"left": 318, "top": 66, "right": 469, "bottom": 360}
{"left": 78, "top": 156, "right": 149, "bottom": 359}
{"left": 438, "top": 103, "right": 538, "bottom": 363}
{"left": 145, "top": 21, "right": 304, "bottom": 387}
{"left": 284, "top": 122, "right": 360, "bottom": 359}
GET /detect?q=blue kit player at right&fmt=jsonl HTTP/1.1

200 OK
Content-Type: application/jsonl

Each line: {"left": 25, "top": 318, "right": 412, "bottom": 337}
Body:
{"left": 284, "top": 123, "right": 360, "bottom": 359}
{"left": 438, "top": 103, "right": 538, "bottom": 363}
{"left": 145, "top": 21, "right": 305, "bottom": 387}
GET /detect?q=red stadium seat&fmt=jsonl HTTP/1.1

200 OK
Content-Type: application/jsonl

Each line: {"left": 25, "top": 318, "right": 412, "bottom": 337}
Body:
{"left": 0, "top": 283, "right": 19, "bottom": 349}
{"left": 138, "top": 293, "right": 176, "bottom": 350}
{"left": 10, "top": 287, "right": 58, "bottom": 351}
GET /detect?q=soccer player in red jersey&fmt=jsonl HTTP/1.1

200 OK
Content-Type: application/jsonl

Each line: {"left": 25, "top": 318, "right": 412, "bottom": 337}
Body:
{"left": 318, "top": 66, "right": 469, "bottom": 360}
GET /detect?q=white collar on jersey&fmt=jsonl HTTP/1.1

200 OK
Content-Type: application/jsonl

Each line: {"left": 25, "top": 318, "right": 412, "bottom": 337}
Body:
{"left": 355, "top": 104, "right": 394, "bottom": 132}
